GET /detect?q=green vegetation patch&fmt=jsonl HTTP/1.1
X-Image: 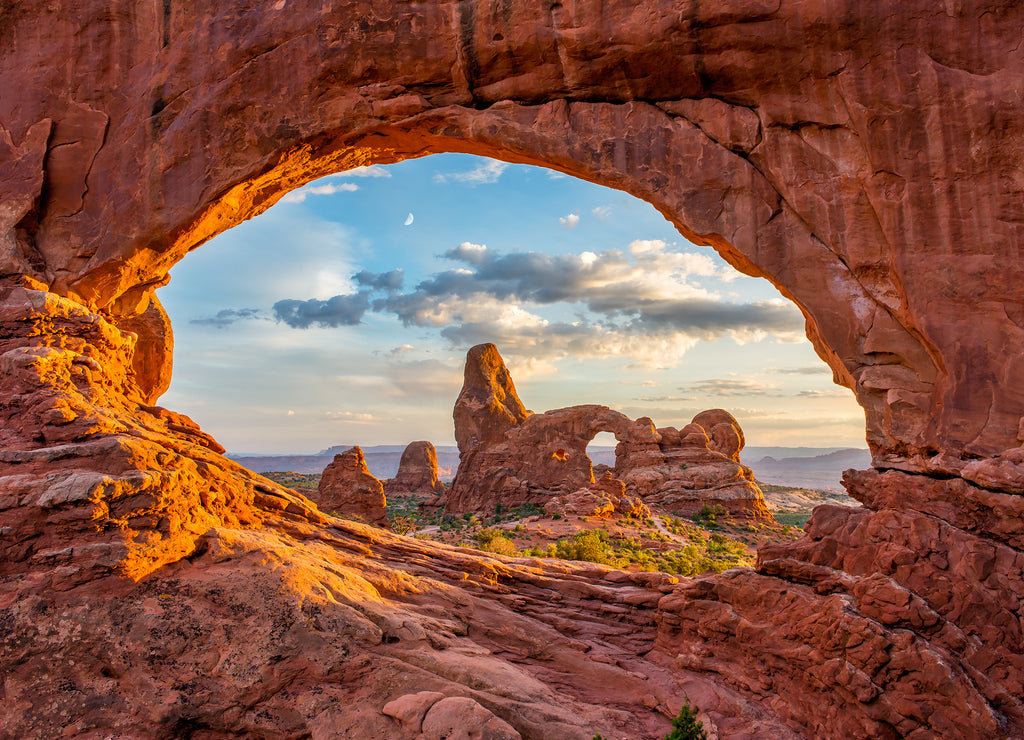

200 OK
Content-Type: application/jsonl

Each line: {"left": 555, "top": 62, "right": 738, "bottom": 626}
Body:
{"left": 771, "top": 511, "right": 811, "bottom": 529}
{"left": 262, "top": 471, "right": 320, "bottom": 489}
{"left": 521, "top": 528, "right": 752, "bottom": 576}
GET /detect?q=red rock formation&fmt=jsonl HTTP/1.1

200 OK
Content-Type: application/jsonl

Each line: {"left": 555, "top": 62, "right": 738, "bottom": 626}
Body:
{"left": 114, "top": 294, "right": 173, "bottom": 405}
{"left": 454, "top": 343, "right": 532, "bottom": 454}
{"left": 546, "top": 471, "right": 652, "bottom": 520}
{"left": 448, "top": 346, "right": 767, "bottom": 518}
{"left": 615, "top": 412, "right": 768, "bottom": 518}
{"left": 384, "top": 440, "right": 446, "bottom": 499}
{"left": 2, "top": 4, "right": 1024, "bottom": 739}
{"left": 315, "top": 446, "right": 388, "bottom": 526}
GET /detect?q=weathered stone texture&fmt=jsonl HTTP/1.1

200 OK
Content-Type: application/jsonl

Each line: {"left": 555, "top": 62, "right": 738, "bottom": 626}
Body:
{"left": 384, "top": 440, "right": 446, "bottom": 499}
{"left": 1, "top": 3, "right": 1023, "bottom": 738}
{"left": 314, "top": 446, "right": 388, "bottom": 526}
{"left": 447, "top": 345, "right": 768, "bottom": 518}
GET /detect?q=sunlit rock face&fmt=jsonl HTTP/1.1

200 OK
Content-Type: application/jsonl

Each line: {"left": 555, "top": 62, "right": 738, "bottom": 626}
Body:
{"left": 2, "top": 3, "right": 1024, "bottom": 738}
{"left": 314, "top": 446, "right": 389, "bottom": 527}
{"left": 447, "top": 344, "right": 769, "bottom": 518}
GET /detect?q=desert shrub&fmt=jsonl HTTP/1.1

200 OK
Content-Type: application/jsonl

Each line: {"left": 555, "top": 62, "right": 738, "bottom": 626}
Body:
{"left": 554, "top": 529, "right": 614, "bottom": 564}
{"left": 390, "top": 515, "right": 418, "bottom": 535}
{"left": 475, "top": 528, "right": 517, "bottom": 556}
{"left": 693, "top": 504, "right": 727, "bottom": 528}
{"left": 552, "top": 513, "right": 563, "bottom": 520}
{"left": 664, "top": 700, "right": 708, "bottom": 740}
{"left": 439, "top": 515, "right": 464, "bottom": 531}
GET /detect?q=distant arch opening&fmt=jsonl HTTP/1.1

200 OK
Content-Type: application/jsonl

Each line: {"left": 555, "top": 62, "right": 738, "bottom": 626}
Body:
{"left": 586, "top": 431, "right": 619, "bottom": 473}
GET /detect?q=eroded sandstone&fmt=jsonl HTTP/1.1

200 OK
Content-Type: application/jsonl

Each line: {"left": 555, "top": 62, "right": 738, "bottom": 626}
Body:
{"left": 315, "top": 446, "right": 389, "bottom": 527}
{"left": 1, "top": 3, "right": 1023, "bottom": 738}
{"left": 447, "top": 344, "right": 768, "bottom": 519}
{"left": 384, "top": 440, "right": 447, "bottom": 499}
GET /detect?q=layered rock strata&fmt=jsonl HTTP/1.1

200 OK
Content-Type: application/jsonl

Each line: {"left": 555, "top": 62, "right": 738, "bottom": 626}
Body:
{"left": 447, "top": 345, "right": 768, "bottom": 518}
{"left": 315, "top": 446, "right": 388, "bottom": 526}
{"left": 1, "top": 3, "right": 1024, "bottom": 738}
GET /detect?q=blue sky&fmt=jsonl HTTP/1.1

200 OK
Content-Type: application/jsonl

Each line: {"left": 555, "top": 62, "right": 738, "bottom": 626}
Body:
{"left": 157, "top": 154, "right": 866, "bottom": 454}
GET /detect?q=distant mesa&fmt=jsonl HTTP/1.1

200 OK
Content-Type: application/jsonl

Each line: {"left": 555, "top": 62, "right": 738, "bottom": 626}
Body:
{"left": 313, "top": 446, "right": 388, "bottom": 526}
{"left": 445, "top": 343, "right": 770, "bottom": 519}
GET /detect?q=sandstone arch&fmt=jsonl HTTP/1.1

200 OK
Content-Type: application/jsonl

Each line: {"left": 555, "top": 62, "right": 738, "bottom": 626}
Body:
{"left": 5, "top": 1, "right": 1023, "bottom": 473}
{"left": 3, "top": 3, "right": 1024, "bottom": 738}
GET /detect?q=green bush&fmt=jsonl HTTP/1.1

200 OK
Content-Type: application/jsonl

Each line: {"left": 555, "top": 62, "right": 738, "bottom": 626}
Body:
{"left": 665, "top": 700, "right": 708, "bottom": 740}
{"left": 474, "top": 528, "right": 517, "bottom": 556}
{"left": 554, "top": 529, "right": 614, "bottom": 564}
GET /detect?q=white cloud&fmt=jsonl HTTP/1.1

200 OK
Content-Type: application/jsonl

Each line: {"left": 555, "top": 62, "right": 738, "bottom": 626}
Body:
{"left": 386, "top": 344, "right": 415, "bottom": 358}
{"left": 281, "top": 182, "right": 359, "bottom": 204}
{"left": 559, "top": 212, "right": 580, "bottom": 229}
{"left": 434, "top": 159, "right": 509, "bottom": 185}
{"left": 325, "top": 411, "right": 377, "bottom": 422}
{"left": 445, "top": 242, "right": 489, "bottom": 265}
{"left": 338, "top": 165, "right": 392, "bottom": 178}
{"left": 592, "top": 205, "right": 612, "bottom": 221}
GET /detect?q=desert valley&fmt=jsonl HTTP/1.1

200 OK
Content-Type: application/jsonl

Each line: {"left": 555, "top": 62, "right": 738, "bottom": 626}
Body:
{"left": 261, "top": 344, "right": 849, "bottom": 584}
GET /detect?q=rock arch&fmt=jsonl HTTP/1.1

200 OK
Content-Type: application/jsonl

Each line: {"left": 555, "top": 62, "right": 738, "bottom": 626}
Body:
{"left": 2, "top": 3, "right": 1024, "bottom": 738}
{"left": 6, "top": 1, "right": 1024, "bottom": 472}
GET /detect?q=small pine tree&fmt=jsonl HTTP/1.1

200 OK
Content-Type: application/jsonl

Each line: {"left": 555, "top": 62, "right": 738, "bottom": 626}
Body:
{"left": 665, "top": 700, "right": 708, "bottom": 740}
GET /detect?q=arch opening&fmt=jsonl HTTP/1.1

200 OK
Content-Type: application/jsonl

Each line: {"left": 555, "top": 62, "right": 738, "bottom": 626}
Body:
{"left": 157, "top": 153, "right": 865, "bottom": 473}
{"left": 89, "top": 99, "right": 954, "bottom": 473}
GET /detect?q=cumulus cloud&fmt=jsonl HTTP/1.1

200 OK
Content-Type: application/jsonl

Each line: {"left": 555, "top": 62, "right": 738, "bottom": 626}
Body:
{"left": 190, "top": 308, "right": 264, "bottom": 328}
{"left": 339, "top": 165, "right": 391, "bottom": 178}
{"left": 353, "top": 268, "right": 404, "bottom": 291}
{"left": 559, "top": 212, "right": 580, "bottom": 229}
{"left": 273, "top": 239, "right": 806, "bottom": 367}
{"left": 434, "top": 159, "right": 509, "bottom": 185}
{"left": 385, "top": 344, "right": 415, "bottom": 358}
{"left": 281, "top": 181, "right": 359, "bottom": 204}
{"left": 444, "top": 242, "right": 489, "bottom": 265}
{"left": 273, "top": 292, "right": 372, "bottom": 328}
{"left": 374, "top": 240, "right": 801, "bottom": 339}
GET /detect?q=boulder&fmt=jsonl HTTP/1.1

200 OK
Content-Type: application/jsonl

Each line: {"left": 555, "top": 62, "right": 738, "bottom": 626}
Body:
{"left": 314, "top": 447, "right": 388, "bottom": 526}
{"left": 384, "top": 440, "right": 446, "bottom": 498}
